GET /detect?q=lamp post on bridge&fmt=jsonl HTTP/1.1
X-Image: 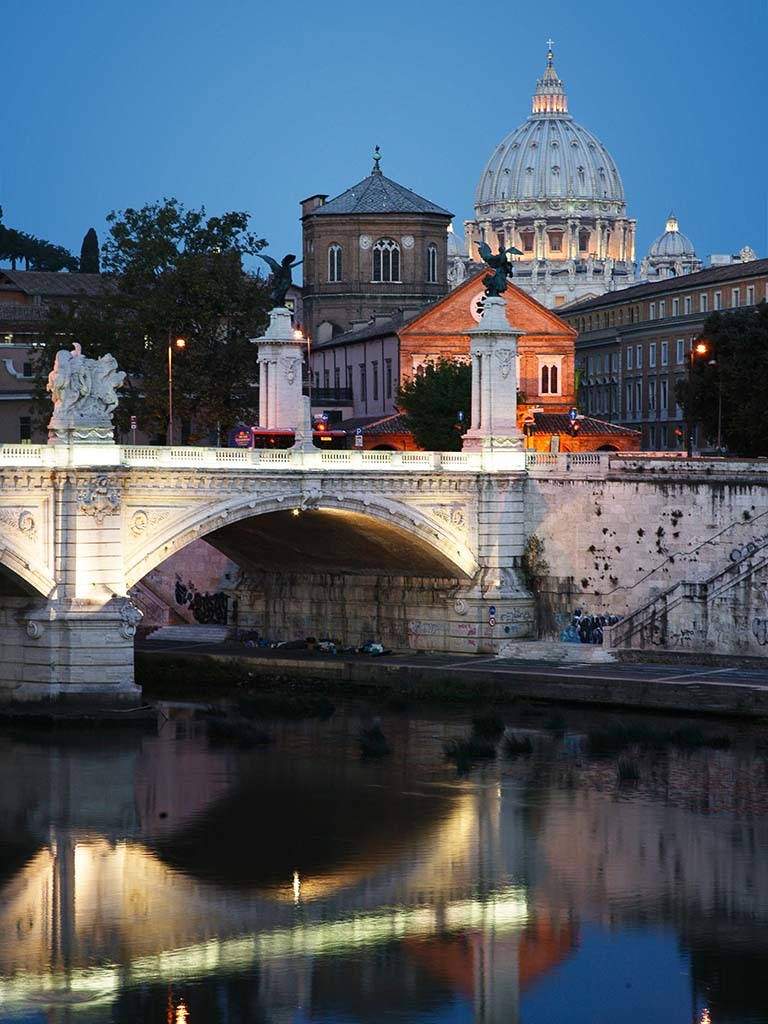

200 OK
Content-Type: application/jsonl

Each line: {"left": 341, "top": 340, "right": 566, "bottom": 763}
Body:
{"left": 686, "top": 340, "right": 709, "bottom": 458}
{"left": 167, "top": 332, "right": 186, "bottom": 446}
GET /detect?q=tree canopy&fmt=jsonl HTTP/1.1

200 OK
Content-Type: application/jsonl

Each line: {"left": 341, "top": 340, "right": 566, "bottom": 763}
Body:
{"left": 682, "top": 302, "right": 768, "bottom": 456}
{"left": 42, "top": 198, "right": 271, "bottom": 443}
{"left": 79, "top": 228, "right": 100, "bottom": 273}
{"left": 397, "top": 358, "right": 470, "bottom": 451}
{"left": 0, "top": 207, "right": 78, "bottom": 272}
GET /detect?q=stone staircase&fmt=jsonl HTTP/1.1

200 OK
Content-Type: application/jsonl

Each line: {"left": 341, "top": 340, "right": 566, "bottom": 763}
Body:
{"left": 605, "top": 536, "right": 768, "bottom": 658}
{"left": 145, "top": 624, "right": 230, "bottom": 644}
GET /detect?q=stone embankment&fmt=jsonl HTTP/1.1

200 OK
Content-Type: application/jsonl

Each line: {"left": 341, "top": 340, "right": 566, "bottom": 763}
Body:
{"left": 136, "top": 644, "right": 768, "bottom": 720}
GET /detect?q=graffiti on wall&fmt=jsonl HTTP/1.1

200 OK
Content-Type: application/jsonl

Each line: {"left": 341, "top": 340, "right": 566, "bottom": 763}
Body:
{"left": 175, "top": 578, "right": 229, "bottom": 625}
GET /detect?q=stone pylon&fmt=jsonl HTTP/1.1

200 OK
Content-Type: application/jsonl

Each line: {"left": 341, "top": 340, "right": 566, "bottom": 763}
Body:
{"left": 252, "top": 307, "right": 311, "bottom": 447}
{"left": 462, "top": 295, "right": 524, "bottom": 457}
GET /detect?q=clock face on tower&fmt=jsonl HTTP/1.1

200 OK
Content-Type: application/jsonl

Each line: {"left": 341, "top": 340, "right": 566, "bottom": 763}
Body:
{"left": 470, "top": 291, "right": 486, "bottom": 323}
{"left": 359, "top": 235, "right": 372, "bottom": 250}
{"left": 401, "top": 235, "right": 415, "bottom": 249}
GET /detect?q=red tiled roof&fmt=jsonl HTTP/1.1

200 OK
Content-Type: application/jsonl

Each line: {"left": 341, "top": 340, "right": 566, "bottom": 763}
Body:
{"left": 533, "top": 413, "right": 640, "bottom": 436}
{"left": 336, "top": 413, "right": 411, "bottom": 435}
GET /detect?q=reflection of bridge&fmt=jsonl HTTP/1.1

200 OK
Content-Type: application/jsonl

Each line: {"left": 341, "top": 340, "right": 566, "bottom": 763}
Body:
{"left": 3, "top": 715, "right": 765, "bottom": 1020}
{"left": 0, "top": 721, "right": 548, "bottom": 1022}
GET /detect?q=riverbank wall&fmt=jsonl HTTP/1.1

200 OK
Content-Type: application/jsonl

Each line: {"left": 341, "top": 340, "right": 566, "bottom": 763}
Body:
{"left": 135, "top": 650, "right": 768, "bottom": 720}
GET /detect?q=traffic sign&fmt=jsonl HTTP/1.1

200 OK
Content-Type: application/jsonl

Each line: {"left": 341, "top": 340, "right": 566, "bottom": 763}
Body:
{"left": 489, "top": 605, "right": 496, "bottom": 615}
{"left": 489, "top": 615, "right": 497, "bottom": 627}
{"left": 568, "top": 407, "right": 578, "bottom": 421}
{"left": 130, "top": 415, "right": 137, "bottom": 429}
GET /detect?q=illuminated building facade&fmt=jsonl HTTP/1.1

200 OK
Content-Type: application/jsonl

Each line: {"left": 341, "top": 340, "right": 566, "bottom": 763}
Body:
{"left": 300, "top": 151, "right": 453, "bottom": 343}
{"left": 560, "top": 256, "right": 768, "bottom": 449}
{"left": 464, "top": 47, "right": 637, "bottom": 309}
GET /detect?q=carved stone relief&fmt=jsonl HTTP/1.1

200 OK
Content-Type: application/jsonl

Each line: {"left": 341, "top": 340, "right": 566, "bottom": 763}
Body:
{"left": 0, "top": 507, "right": 37, "bottom": 541}
{"left": 79, "top": 476, "right": 121, "bottom": 523}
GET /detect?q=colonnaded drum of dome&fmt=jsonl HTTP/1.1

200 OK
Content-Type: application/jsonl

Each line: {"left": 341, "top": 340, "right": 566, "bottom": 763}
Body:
{"left": 461, "top": 47, "right": 701, "bottom": 309}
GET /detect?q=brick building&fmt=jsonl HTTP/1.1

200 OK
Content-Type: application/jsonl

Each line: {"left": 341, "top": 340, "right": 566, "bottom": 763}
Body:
{"left": 560, "top": 257, "right": 768, "bottom": 450}
{"left": 310, "top": 271, "right": 640, "bottom": 452}
{"left": 300, "top": 150, "right": 453, "bottom": 342}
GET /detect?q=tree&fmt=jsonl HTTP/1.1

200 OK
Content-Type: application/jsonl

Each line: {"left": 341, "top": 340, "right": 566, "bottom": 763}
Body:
{"left": 0, "top": 207, "right": 78, "bottom": 271}
{"left": 681, "top": 303, "right": 768, "bottom": 456}
{"left": 42, "top": 198, "right": 270, "bottom": 443}
{"left": 79, "top": 228, "right": 100, "bottom": 273}
{"left": 397, "top": 358, "right": 471, "bottom": 451}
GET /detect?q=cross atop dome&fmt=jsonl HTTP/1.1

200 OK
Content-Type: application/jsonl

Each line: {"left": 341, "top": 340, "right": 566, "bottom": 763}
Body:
{"left": 372, "top": 145, "right": 382, "bottom": 175}
{"left": 533, "top": 44, "right": 568, "bottom": 115}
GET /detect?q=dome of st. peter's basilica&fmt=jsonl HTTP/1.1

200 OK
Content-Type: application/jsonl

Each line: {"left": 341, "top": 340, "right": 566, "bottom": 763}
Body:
{"left": 463, "top": 47, "right": 637, "bottom": 308}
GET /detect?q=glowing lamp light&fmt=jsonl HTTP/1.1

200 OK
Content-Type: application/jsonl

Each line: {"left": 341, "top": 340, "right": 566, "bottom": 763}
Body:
{"left": 293, "top": 329, "right": 303, "bottom": 339}
{"left": 694, "top": 341, "right": 708, "bottom": 356}
{"left": 291, "top": 508, "right": 301, "bottom": 517}
{"left": 174, "top": 337, "right": 186, "bottom": 350}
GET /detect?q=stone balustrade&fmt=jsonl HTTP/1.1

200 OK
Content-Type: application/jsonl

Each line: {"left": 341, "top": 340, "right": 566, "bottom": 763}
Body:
{"left": 0, "top": 444, "right": 526, "bottom": 473}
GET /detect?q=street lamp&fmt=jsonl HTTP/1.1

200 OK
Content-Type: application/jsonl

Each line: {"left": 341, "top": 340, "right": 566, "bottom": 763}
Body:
{"left": 706, "top": 357, "right": 724, "bottom": 452}
{"left": 168, "top": 332, "right": 186, "bottom": 445}
{"left": 686, "top": 340, "right": 709, "bottom": 458}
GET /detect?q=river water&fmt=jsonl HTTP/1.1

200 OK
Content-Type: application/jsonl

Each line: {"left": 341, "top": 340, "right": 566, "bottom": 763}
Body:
{"left": 0, "top": 699, "right": 766, "bottom": 1024}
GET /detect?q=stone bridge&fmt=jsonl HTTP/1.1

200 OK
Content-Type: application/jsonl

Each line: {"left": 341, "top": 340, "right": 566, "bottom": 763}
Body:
{"left": 0, "top": 443, "right": 532, "bottom": 702}
{"left": 5, "top": 293, "right": 768, "bottom": 704}
{"left": 3, "top": 443, "right": 768, "bottom": 702}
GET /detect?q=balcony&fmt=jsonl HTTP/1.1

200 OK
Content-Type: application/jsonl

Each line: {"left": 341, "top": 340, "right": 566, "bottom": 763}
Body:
{"left": 310, "top": 388, "right": 353, "bottom": 405}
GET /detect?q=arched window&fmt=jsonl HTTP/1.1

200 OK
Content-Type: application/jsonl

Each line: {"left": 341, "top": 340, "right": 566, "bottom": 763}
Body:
{"left": 538, "top": 357, "right": 562, "bottom": 396}
{"left": 328, "top": 243, "right": 342, "bottom": 282}
{"left": 373, "top": 238, "right": 400, "bottom": 282}
{"left": 426, "top": 243, "right": 437, "bottom": 283}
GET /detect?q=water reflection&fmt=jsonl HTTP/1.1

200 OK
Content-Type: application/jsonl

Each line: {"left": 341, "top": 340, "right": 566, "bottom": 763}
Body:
{"left": 0, "top": 708, "right": 766, "bottom": 1022}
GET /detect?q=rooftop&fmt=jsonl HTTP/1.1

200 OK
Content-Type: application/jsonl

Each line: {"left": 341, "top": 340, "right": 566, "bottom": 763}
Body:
{"left": 310, "top": 151, "right": 452, "bottom": 219}
{"left": 0, "top": 269, "right": 108, "bottom": 298}
{"left": 562, "top": 257, "right": 768, "bottom": 314}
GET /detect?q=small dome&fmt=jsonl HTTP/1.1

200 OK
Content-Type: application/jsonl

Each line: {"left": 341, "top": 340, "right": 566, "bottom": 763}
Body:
{"left": 447, "top": 222, "right": 466, "bottom": 257}
{"left": 475, "top": 48, "right": 626, "bottom": 211}
{"left": 648, "top": 213, "right": 696, "bottom": 258}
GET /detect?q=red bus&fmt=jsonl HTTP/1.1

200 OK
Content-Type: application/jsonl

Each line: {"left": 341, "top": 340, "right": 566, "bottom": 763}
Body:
{"left": 230, "top": 427, "right": 348, "bottom": 450}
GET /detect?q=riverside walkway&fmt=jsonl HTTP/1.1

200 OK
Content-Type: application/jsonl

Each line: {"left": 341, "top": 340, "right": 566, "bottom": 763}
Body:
{"left": 136, "top": 639, "right": 768, "bottom": 719}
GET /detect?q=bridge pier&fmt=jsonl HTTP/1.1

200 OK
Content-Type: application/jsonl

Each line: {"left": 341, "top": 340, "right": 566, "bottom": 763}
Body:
{"left": 0, "top": 594, "right": 142, "bottom": 704}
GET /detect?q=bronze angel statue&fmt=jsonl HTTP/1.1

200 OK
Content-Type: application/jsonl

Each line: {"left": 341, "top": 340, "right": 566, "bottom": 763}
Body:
{"left": 476, "top": 240, "right": 522, "bottom": 297}
{"left": 257, "top": 252, "right": 303, "bottom": 308}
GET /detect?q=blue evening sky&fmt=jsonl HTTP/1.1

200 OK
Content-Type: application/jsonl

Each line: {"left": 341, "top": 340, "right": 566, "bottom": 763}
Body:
{"left": 2, "top": 0, "right": 765, "bottom": 278}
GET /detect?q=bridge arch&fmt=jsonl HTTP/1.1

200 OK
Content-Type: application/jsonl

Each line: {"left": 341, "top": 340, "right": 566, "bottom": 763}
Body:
{"left": 125, "top": 492, "right": 479, "bottom": 590}
{"left": 0, "top": 541, "right": 55, "bottom": 598}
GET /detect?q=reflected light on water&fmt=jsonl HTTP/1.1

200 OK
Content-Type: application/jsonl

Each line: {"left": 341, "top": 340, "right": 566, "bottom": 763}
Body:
{"left": 175, "top": 999, "right": 190, "bottom": 1024}
{"left": 699, "top": 1010, "right": 711, "bottom": 1024}
{"left": 0, "top": 834, "right": 528, "bottom": 1010}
